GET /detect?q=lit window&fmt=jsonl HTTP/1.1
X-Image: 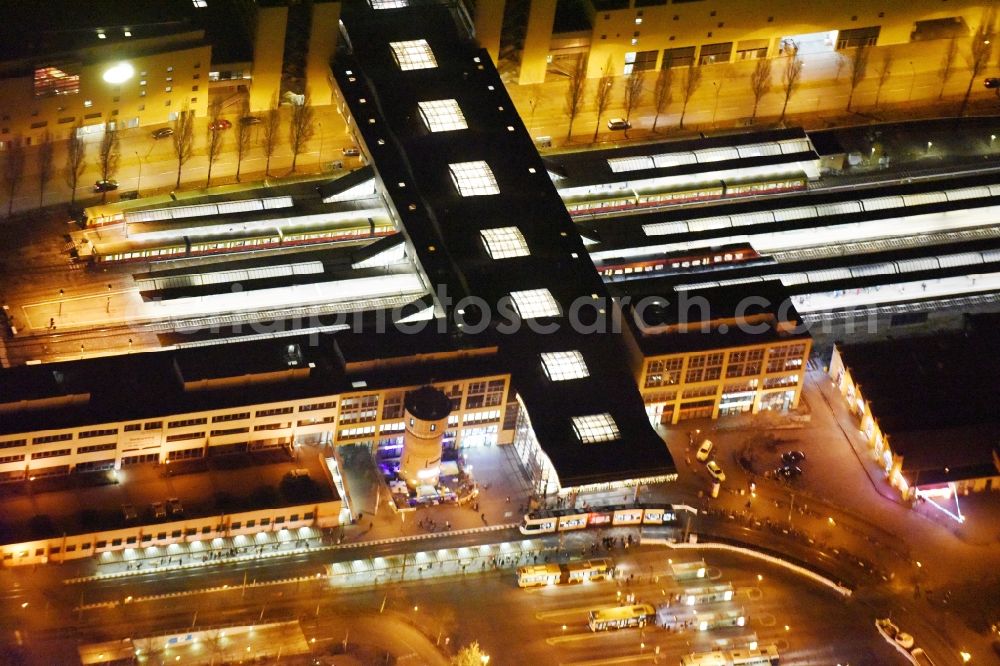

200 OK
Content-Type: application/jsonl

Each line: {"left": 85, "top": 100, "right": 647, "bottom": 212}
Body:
{"left": 390, "top": 39, "right": 437, "bottom": 71}
{"left": 448, "top": 160, "right": 499, "bottom": 196}
{"left": 510, "top": 289, "right": 560, "bottom": 319}
{"left": 139, "top": 80, "right": 146, "bottom": 86}
{"left": 480, "top": 227, "right": 529, "bottom": 259}
{"left": 97, "top": 31, "right": 106, "bottom": 40}
{"left": 192, "top": 0, "right": 207, "bottom": 8}
{"left": 83, "top": 99, "right": 93, "bottom": 108}
{"left": 540, "top": 351, "right": 590, "bottom": 381}
{"left": 417, "top": 99, "right": 467, "bottom": 132}
{"left": 123, "top": 30, "right": 132, "bottom": 37}
{"left": 165, "top": 86, "right": 172, "bottom": 92}
{"left": 370, "top": 0, "right": 407, "bottom": 7}
{"left": 572, "top": 413, "right": 621, "bottom": 444}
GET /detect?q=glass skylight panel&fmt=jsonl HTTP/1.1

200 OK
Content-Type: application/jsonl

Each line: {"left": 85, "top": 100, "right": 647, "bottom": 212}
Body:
{"left": 370, "top": 0, "right": 407, "bottom": 8}
{"left": 540, "top": 351, "right": 590, "bottom": 381}
{"left": 510, "top": 289, "right": 560, "bottom": 319}
{"left": 417, "top": 99, "right": 467, "bottom": 132}
{"left": 390, "top": 40, "right": 437, "bottom": 71}
{"left": 607, "top": 156, "right": 654, "bottom": 173}
{"left": 652, "top": 152, "right": 697, "bottom": 168}
{"left": 572, "top": 413, "right": 621, "bottom": 444}
{"left": 448, "top": 161, "right": 499, "bottom": 196}
{"left": 480, "top": 227, "right": 529, "bottom": 259}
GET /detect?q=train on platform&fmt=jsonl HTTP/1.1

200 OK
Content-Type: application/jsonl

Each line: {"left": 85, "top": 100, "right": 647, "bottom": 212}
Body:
{"left": 87, "top": 219, "right": 395, "bottom": 264}
{"left": 562, "top": 174, "right": 808, "bottom": 217}
{"left": 596, "top": 243, "right": 769, "bottom": 279}
{"left": 518, "top": 503, "right": 677, "bottom": 535}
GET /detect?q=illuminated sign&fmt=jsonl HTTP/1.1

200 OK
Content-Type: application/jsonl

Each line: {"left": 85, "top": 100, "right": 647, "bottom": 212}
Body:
{"left": 103, "top": 62, "right": 135, "bottom": 84}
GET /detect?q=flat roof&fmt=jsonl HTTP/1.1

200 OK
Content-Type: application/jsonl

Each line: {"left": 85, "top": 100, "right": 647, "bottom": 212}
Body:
{"left": 336, "top": 2, "right": 676, "bottom": 487}
{"left": 0, "top": 328, "right": 507, "bottom": 437}
{"left": 0, "top": 446, "right": 336, "bottom": 543}
{"left": 837, "top": 314, "right": 1000, "bottom": 473}
{"left": 0, "top": 0, "right": 251, "bottom": 66}
{"left": 612, "top": 280, "right": 809, "bottom": 356}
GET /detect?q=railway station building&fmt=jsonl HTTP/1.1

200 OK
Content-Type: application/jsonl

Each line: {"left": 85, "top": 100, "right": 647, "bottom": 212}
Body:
{"left": 828, "top": 314, "right": 1000, "bottom": 515}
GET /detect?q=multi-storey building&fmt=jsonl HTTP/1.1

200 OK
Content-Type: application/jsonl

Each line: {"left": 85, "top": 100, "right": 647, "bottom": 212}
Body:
{"left": 475, "top": 0, "right": 990, "bottom": 83}
{"left": 0, "top": 0, "right": 340, "bottom": 148}
{"left": 616, "top": 280, "right": 811, "bottom": 424}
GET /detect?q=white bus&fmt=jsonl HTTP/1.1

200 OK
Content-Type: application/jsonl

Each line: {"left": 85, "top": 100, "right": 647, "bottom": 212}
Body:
{"left": 587, "top": 604, "right": 655, "bottom": 632}
{"left": 680, "top": 645, "right": 779, "bottom": 665}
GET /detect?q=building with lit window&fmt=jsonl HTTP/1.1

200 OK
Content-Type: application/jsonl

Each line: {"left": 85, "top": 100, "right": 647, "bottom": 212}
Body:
{"left": 613, "top": 280, "right": 811, "bottom": 424}
{"left": 473, "top": 0, "right": 990, "bottom": 83}
{"left": 0, "top": 0, "right": 340, "bottom": 147}
{"left": 0, "top": 330, "right": 514, "bottom": 565}
{"left": 828, "top": 314, "right": 1000, "bottom": 514}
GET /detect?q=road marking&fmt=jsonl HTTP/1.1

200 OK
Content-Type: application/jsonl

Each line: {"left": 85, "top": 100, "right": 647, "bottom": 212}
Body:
{"left": 537, "top": 605, "right": 600, "bottom": 620}
{"left": 756, "top": 612, "right": 776, "bottom": 627}
{"left": 546, "top": 631, "right": 604, "bottom": 645}
{"left": 560, "top": 652, "right": 653, "bottom": 665}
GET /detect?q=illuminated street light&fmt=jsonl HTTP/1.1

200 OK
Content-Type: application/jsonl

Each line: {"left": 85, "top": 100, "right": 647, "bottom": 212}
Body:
{"left": 960, "top": 651, "right": 971, "bottom": 663}
{"left": 103, "top": 62, "right": 135, "bottom": 84}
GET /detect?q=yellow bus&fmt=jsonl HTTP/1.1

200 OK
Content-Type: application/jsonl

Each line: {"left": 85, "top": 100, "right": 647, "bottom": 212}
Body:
{"left": 587, "top": 604, "right": 655, "bottom": 632}
{"left": 516, "top": 558, "right": 614, "bottom": 588}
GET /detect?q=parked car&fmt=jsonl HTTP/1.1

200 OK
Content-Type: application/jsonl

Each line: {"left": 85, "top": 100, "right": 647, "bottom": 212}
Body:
{"left": 151, "top": 127, "right": 174, "bottom": 139}
{"left": 876, "top": 618, "right": 914, "bottom": 650}
{"left": 151, "top": 501, "right": 167, "bottom": 519}
{"left": 706, "top": 460, "right": 726, "bottom": 483}
{"left": 93, "top": 180, "right": 118, "bottom": 193}
{"left": 607, "top": 117, "right": 631, "bottom": 130}
{"left": 696, "top": 439, "right": 714, "bottom": 462}
{"left": 781, "top": 450, "right": 806, "bottom": 465}
{"left": 209, "top": 118, "right": 232, "bottom": 131}
{"left": 240, "top": 116, "right": 261, "bottom": 125}
{"left": 166, "top": 497, "right": 184, "bottom": 516}
{"left": 775, "top": 465, "right": 803, "bottom": 480}
{"left": 342, "top": 147, "right": 361, "bottom": 157}
{"left": 985, "top": 77, "right": 1000, "bottom": 89}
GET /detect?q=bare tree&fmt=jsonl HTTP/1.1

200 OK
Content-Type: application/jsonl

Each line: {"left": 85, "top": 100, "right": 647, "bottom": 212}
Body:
{"left": 846, "top": 44, "right": 870, "bottom": 111}
{"left": 288, "top": 90, "right": 315, "bottom": 172}
{"left": 874, "top": 52, "right": 893, "bottom": 108}
{"left": 592, "top": 58, "right": 615, "bottom": 143}
{"left": 37, "top": 131, "right": 54, "bottom": 207}
{"left": 938, "top": 36, "right": 959, "bottom": 99}
{"left": 622, "top": 69, "right": 646, "bottom": 136}
{"left": 678, "top": 61, "right": 702, "bottom": 129}
{"left": 262, "top": 92, "right": 281, "bottom": 176}
{"left": 651, "top": 67, "right": 672, "bottom": 132}
{"left": 235, "top": 99, "right": 254, "bottom": 182}
{"left": 3, "top": 140, "right": 25, "bottom": 217}
{"left": 171, "top": 109, "right": 195, "bottom": 189}
{"left": 960, "top": 11, "right": 996, "bottom": 116}
{"left": 748, "top": 57, "right": 773, "bottom": 123}
{"left": 97, "top": 123, "right": 120, "bottom": 203}
{"left": 64, "top": 125, "right": 87, "bottom": 206}
{"left": 205, "top": 99, "right": 225, "bottom": 187}
{"left": 564, "top": 55, "right": 588, "bottom": 141}
{"left": 779, "top": 45, "right": 804, "bottom": 123}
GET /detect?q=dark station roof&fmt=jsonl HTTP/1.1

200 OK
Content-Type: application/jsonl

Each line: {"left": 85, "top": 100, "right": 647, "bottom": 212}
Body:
{"left": 836, "top": 314, "right": 1000, "bottom": 480}
{"left": 335, "top": 2, "right": 675, "bottom": 488}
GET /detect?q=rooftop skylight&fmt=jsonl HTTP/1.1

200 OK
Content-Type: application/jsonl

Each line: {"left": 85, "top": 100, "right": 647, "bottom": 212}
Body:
{"left": 448, "top": 160, "right": 499, "bottom": 196}
{"left": 480, "top": 227, "right": 529, "bottom": 259}
{"left": 540, "top": 351, "right": 590, "bottom": 381}
{"left": 572, "top": 413, "right": 621, "bottom": 444}
{"left": 510, "top": 289, "right": 560, "bottom": 319}
{"left": 390, "top": 39, "right": 437, "bottom": 71}
{"left": 417, "top": 99, "right": 467, "bottom": 132}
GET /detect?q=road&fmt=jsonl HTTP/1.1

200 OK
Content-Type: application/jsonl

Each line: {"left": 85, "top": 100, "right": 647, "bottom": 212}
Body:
{"left": 2, "top": 538, "right": 903, "bottom": 666}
